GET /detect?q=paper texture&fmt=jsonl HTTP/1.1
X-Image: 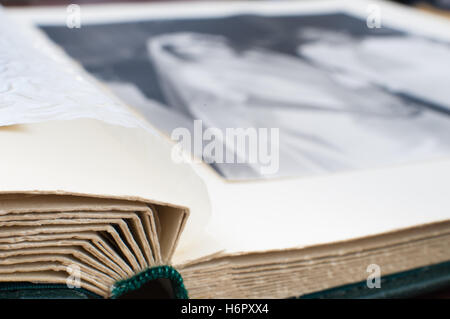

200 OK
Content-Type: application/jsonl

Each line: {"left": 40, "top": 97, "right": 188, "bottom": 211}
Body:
{"left": 1, "top": 9, "right": 217, "bottom": 263}
{"left": 0, "top": 118, "right": 215, "bottom": 263}
{"left": 0, "top": 9, "right": 151, "bottom": 132}
{"left": 0, "top": 194, "right": 165, "bottom": 297}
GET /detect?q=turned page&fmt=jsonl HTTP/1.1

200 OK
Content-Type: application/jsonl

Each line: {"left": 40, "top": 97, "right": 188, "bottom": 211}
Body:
{"left": 0, "top": 8, "right": 217, "bottom": 264}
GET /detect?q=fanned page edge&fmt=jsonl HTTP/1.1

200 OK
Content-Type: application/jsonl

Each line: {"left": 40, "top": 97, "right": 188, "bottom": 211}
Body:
{"left": 0, "top": 193, "right": 189, "bottom": 297}
{"left": 0, "top": 9, "right": 219, "bottom": 264}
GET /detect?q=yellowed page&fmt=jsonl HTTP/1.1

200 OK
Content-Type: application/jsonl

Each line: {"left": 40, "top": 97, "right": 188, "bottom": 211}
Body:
{"left": 0, "top": 9, "right": 217, "bottom": 263}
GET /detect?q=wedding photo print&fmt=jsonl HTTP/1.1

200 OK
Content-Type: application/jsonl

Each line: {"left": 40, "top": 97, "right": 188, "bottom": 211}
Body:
{"left": 0, "top": 0, "right": 450, "bottom": 304}
{"left": 40, "top": 10, "right": 450, "bottom": 180}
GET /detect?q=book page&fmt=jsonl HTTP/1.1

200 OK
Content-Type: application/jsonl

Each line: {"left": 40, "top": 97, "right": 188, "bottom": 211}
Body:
{"left": 6, "top": 0, "right": 450, "bottom": 264}
{"left": 0, "top": 8, "right": 217, "bottom": 263}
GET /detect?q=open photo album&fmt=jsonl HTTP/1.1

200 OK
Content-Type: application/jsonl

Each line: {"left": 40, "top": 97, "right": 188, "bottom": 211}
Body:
{"left": 1, "top": 0, "right": 450, "bottom": 298}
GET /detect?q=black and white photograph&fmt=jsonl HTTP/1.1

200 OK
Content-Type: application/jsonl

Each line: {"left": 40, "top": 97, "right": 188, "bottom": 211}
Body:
{"left": 41, "top": 12, "right": 450, "bottom": 180}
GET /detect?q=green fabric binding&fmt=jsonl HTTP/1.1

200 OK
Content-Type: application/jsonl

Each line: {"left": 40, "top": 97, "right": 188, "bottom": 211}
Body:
{"left": 111, "top": 265, "right": 188, "bottom": 299}
{"left": 0, "top": 282, "right": 102, "bottom": 299}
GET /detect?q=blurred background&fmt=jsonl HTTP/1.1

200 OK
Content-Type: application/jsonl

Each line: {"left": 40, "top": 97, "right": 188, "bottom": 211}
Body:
{"left": 0, "top": 0, "right": 449, "bottom": 11}
{"left": 0, "top": 1, "right": 449, "bottom": 29}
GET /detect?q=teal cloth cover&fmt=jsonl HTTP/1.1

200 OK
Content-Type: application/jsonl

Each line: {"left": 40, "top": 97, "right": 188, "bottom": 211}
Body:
{"left": 0, "top": 265, "right": 187, "bottom": 299}
{"left": 0, "top": 262, "right": 449, "bottom": 299}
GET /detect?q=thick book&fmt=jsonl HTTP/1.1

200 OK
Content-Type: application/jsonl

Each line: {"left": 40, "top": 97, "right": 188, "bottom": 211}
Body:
{"left": 1, "top": 0, "right": 450, "bottom": 298}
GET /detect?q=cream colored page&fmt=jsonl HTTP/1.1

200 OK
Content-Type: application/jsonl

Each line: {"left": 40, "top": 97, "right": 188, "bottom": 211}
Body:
{"left": 0, "top": 119, "right": 216, "bottom": 262}
{"left": 190, "top": 0, "right": 450, "bottom": 257}
{"left": 6, "top": 0, "right": 450, "bottom": 264}
{"left": 0, "top": 9, "right": 218, "bottom": 263}
{"left": 191, "top": 158, "right": 450, "bottom": 255}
